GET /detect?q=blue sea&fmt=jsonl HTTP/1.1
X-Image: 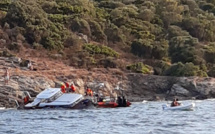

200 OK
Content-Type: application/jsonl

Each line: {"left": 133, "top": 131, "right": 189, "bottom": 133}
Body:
{"left": 0, "top": 99, "right": 214, "bottom": 134}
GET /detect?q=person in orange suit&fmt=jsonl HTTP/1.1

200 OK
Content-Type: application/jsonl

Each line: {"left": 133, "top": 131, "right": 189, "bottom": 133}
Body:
{"left": 61, "top": 83, "right": 66, "bottom": 93}
{"left": 24, "top": 96, "right": 29, "bottom": 104}
{"left": 86, "top": 87, "right": 93, "bottom": 96}
{"left": 64, "top": 82, "right": 70, "bottom": 93}
{"left": 70, "top": 83, "right": 76, "bottom": 92}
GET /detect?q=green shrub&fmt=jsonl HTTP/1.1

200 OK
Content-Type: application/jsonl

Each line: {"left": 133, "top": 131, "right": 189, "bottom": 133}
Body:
{"left": 169, "top": 36, "right": 200, "bottom": 63}
{"left": 167, "top": 26, "right": 190, "bottom": 39}
{"left": 105, "top": 23, "right": 125, "bottom": 43}
{"left": 8, "top": 42, "right": 21, "bottom": 52}
{"left": 71, "top": 18, "right": 91, "bottom": 36}
{"left": 41, "top": 37, "right": 63, "bottom": 50}
{"left": 152, "top": 40, "right": 169, "bottom": 59}
{"left": 98, "top": 57, "right": 117, "bottom": 68}
{"left": 208, "top": 66, "right": 215, "bottom": 77}
{"left": 4, "top": 1, "right": 68, "bottom": 50}
{"left": 0, "top": 0, "right": 11, "bottom": 11}
{"left": 48, "top": 14, "right": 68, "bottom": 23}
{"left": 83, "top": 44, "right": 119, "bottom": 57}
{"left": 126, "top": 62, "right": 152, "bottom": 74}
{"left": 164, "top": 62, "right": 207, "bottom": 77}
{"left": 204, "top": 43, "right": 215, "bottom": 63}
{"left": 131, "top": 39, "right": 153, "bottom": 58}
{"left": 153, "top": 61, "right": 171, "bottom": 75}
{"left": 98, "top": 1, "right": 124, "bottom": 9}
{"left": 89, "top": 20, "right": 107, "bottom": 42}
{"left": 0, "top": 49, "right": 15, "bottom": 57}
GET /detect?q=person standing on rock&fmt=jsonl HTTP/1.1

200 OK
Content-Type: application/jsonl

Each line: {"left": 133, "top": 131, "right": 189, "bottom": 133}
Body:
{"left": 27, "top": 61, "right": 33, "bottom": 70}
{"left": 85, "top": 87, "right": 93, "bottom": 96}
{"left": 64, "top": 81, "right": 70, "bottom": 93}
{"left": 70, "top": 83, "right": 76, "bottom": 93}
{"left": 4, "top": 68, "right": 10, "bottom": 85}
{"left": 60, "top": 83, "right": 66, "bottom": 93}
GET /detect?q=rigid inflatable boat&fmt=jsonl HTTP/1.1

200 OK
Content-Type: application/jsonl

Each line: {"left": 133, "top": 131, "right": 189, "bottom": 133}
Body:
{"left": 162, "top": 102, "right": 195, "bottom": 111}
{"left": 95, "top": 96, "right": 131, "bottom": 108}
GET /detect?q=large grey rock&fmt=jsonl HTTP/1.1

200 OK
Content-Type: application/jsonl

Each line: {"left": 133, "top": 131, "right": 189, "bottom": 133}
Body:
{"left": 169, "top": 84, "right": 190, "bottom": 96}
{"left": 0, "top": 75, "right": 55, "bottom": 107}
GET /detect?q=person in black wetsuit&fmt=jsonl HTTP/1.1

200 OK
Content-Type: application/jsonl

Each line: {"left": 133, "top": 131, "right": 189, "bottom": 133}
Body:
{"left": 122, "top": 96, "right": 127, "bottom": 107}
{"left": 117, "top": 96, "right": 123, "bottom": 107}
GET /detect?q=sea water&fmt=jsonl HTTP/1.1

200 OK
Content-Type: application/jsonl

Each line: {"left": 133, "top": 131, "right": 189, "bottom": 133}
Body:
{"left": 0, "top": 99, "right": 215, "bottom": 134}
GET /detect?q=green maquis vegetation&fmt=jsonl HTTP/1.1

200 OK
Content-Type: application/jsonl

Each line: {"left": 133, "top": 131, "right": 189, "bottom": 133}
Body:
{"left": 2, "top": 0, "right": 215, "bottom": 77}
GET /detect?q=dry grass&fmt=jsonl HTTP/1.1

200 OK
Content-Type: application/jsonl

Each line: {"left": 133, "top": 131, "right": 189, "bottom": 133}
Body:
{"left": 0, "top": 47, "right": 128, "bottom": 87}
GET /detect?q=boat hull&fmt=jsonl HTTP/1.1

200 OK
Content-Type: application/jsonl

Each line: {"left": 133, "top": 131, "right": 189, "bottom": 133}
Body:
{"left": 97, "top": 102, "right": 118, "bottom": 108}
{"left": 96, "top": 101, "right": 131, "bottom": 108}
{"left": 24, "top": 99, "right": 94, "bottom": 109}
{"left": 24, "top": 90, "right": 95, "bottom": 109}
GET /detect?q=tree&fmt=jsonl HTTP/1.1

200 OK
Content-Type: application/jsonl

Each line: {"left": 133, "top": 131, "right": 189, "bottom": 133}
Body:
{"left": 164, "top": 62, "right": 207, "bottom": 77}
{"left": 152, "top": 39, "right": 168, "bottom": 59}
{"left": 169, "top": 36, "right": 201, "bottom": 64}
{"left": 204, "top": 43, "right": 215, "bottom": 63}
{"left": 131, "top": 39, "right": 153, "bottom": 58}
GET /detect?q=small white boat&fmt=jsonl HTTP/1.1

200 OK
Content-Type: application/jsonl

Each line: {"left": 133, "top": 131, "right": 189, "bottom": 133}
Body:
{"left": 25, "top": 88, "right": 93, "bottom": 109}
{"left": 162, "top": 103, "right": 195, "bottom": 111}
{"left": 0, "top": 107, "right": 6, "bottom": 110}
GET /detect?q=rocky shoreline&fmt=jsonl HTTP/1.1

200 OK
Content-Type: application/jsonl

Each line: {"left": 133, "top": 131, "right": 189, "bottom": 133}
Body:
{"left": 1, "top": 73, "right": 215, "bottom": 108}
{"left": 126, "top": 74, "right": 215, "bottom": 101}
{"left": 1, "top": 57, "right": 215, "bottom": 108}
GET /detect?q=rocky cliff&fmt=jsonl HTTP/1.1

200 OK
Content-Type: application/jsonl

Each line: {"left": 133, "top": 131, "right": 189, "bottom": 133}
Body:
{"left": 126, "top": 74, "right": 215, "bottom": 101}
{"left": 1, "top": 57, "right": 215, "bottom": 108}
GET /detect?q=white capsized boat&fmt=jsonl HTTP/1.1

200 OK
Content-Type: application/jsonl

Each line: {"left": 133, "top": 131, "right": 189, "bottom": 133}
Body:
{"left": 25, "top": 88, "right": 93, "bottom": 109}
{"left": 162, "top": 102, "right": 195, "bottom": 110}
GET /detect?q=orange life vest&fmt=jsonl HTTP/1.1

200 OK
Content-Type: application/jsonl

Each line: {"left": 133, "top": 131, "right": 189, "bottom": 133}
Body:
{"left": 24, "top": 96, "right": 29, "bottom": 104}
{"left": 90, "top": 90, "right": 93, "bottom": 96}
{"left": 86, "top": 88, "right": 93, "bottom": 96}
{"left": 65, "top": 82, "right": 69, "bottom": 88}
{"left": 61, "top": 85, "right": 66, "bottom": 93}
{"left": 71, "top": 85, "right": 75, "bottom": 92}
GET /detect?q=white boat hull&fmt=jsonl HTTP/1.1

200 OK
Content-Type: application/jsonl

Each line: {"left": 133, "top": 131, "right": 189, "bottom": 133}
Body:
{"left": 24, "top": 88, "right": 94, "bottom": 109}
{"left": 162, "top": 103, "right": 195, "bottom": 110}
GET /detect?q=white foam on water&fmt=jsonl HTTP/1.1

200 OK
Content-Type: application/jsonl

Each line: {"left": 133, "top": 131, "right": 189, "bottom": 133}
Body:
{"left": 142, "top": 100, "right": 148, "bottom": 103}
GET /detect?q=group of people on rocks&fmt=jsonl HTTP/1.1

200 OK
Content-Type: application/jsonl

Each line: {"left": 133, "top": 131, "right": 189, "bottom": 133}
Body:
{"left": 60, "top": 82, "right": 94, "bottom": 96}
{"left": 60, "top": 82, "right": 76, "bottom": 93}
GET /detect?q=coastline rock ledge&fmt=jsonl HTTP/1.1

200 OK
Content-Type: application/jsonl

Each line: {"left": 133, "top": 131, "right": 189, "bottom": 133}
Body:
{"left": 1, "top": 73, "right": 215, "bottom": 108}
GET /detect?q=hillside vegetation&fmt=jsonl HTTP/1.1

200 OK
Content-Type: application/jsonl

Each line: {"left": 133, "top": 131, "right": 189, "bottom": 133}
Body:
{"left": 1, "top": 0, "right": 215, "bottom": 77}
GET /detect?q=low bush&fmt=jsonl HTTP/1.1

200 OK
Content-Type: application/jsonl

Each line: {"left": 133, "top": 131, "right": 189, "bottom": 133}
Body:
{"left": 126, "top": 62, "right": 152, "bottom": 74}
{"left": 83, "top": 44, "right": 119, "bottom": 57}
{"left": 164, "top": 62, "right": 207, "bottom": 77}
